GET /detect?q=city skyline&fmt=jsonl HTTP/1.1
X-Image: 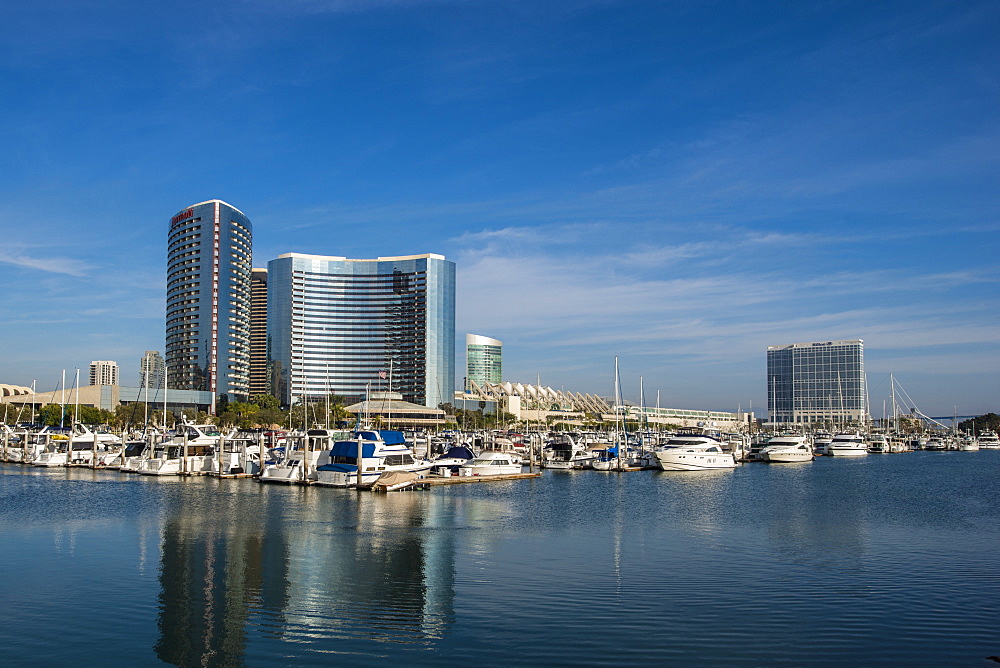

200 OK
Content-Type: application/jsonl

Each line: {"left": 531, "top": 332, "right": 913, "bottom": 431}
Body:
{"left": 0, "top": 1, "right": 997, "bottom": 416}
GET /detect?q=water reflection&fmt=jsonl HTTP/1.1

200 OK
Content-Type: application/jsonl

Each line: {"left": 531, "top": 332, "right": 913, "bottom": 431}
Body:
{"left": 154, "top": 484, "right": 490, "bottom": 665}
{"left": 155, "top": 484, "right": 290, "bottom": 666}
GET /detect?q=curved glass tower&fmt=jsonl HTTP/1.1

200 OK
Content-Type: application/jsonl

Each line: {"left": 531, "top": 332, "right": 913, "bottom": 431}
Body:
{"left": 166, "top": 200, "right": 252, "bottom": 409}
{"left": 466, "top": 334, "right": 502, "bottom": 388}
{"left": 267, "top": 253, "right": 455, "bottom": 409}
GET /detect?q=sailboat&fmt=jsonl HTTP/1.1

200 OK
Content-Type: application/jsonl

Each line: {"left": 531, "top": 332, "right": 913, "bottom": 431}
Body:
{"left": 593, "top": 357, "right": 635, "bottom": 471}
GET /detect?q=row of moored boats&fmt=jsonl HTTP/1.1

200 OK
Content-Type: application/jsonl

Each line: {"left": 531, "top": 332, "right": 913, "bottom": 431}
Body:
{"left": 2, "top": 423, "right": 995, "bottom": 484}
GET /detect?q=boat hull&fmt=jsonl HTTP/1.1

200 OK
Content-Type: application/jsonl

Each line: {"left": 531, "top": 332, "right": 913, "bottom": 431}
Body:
{"left": 655, "top": 451, "right": 737, "bottom": 471}
{"left": 763, "top": 452, "right": 813, "bottom": 463}
{"left": 829, "top": 448, "right": 867, "bottom": 457}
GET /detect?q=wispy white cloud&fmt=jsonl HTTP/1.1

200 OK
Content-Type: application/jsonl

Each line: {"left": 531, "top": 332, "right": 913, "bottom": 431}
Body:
{"left": 0, "top": 250, "right": 91, "bottom": 276}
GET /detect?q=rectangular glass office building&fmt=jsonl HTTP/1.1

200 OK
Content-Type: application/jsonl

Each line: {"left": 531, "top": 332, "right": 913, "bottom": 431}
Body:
{"left": 267, "top": 253, "right": 455, "bottom": 409}
{"left": 767, "top": 339, "right": 866, "bottom": 425}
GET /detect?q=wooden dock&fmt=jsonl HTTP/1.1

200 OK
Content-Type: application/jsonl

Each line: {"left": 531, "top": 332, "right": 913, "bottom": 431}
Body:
{"left": 422, "top": 472, "right": 541, "bottom": 486}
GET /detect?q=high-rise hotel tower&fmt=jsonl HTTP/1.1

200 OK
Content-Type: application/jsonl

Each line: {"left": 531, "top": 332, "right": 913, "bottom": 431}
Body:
{"left": 267, "top": 253, "right": 455, "bottom": 409}
{"left": 166, "top": 200, "right": 252, "bottom": 410}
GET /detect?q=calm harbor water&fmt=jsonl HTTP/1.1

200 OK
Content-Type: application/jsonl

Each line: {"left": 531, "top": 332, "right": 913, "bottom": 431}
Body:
{"left": 1, "top": 452, "right": 998, "bottom": 666}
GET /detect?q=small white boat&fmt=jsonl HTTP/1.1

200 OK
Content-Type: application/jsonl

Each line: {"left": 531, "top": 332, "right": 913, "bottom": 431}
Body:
{"left": 760, "top": 435, "right": 813, "bottom": 463}
{"left": 828, "top": 432, "right": 868, "bottom": 457}
{"left": 459, "top": 451, "right": 522, "bottom": 476}
{"left": 371, "top": 470, "right": 420, "bottom": 491}
{"left": 654, "top": 434, "right": 737, "bottom": 471}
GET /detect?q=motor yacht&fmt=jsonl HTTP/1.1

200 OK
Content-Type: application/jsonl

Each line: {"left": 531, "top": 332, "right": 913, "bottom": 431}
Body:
{"left": 542, "top": 433, "right": 595, "bottom": 469}
{"left": 136, "top": 422, "right": 222, "bottom": 475}
{"left": 812, "top": 431, "right": 833, "bottom": 456}
{"left": 924, "top": 437, "right": 948, "bottom": 451}
{"left": 654, "top": 434, "right": 737, "bottom": 471}
{"left": 429, "top": 444, "right": 476, "bottom": 476}
{"left": 958, "top": 437, "right": 980, "bottom": 451}
{"left": 867, "top": 433, "right": 890, "bottom": 454}
{"left": 459, "top": 451, "right": 522, "bottom": 476}
{"left": 760, "top": 435, "right": 813, "bottom": 463}
{"left": 313, "top": 430, "right": 432, "bottom": 487}
{"left": 977, "top": 431, "right": 999, "bottom": 449}
{"left": 828, "top": 432, "right": 868, "bottom": 457}
{"left": 259, "top": 429, "right": 334, "bottom": 483}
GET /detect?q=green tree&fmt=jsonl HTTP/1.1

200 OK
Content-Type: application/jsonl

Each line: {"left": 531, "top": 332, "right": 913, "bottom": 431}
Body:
{"left": 959, "top": 412, "right": 1000, "bottom": 433}
{"left": 253, "top": 394, "right": 280, "bottom": 410}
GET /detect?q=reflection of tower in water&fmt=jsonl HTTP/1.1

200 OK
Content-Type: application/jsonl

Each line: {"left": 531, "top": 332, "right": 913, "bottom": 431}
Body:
{"left": 281, "top": 490, "right": 460, "bottom": 645}
{"left": 155, "top": 486, "right": 290, "bottom": 666}
{"left": 154, "top": 484, "right": 484, "bottom": 662}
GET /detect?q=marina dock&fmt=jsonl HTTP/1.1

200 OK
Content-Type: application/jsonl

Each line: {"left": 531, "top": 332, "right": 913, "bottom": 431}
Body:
{"left": 422, "top": 471, "right": 541, "bottom": 486}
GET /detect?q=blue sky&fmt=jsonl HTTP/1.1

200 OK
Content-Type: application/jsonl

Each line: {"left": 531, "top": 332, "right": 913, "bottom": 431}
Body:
{"left": 1, "top": 0, "right": 997, "bottom": 417}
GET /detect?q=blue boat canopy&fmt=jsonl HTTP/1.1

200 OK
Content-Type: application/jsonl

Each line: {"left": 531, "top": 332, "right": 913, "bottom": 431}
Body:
{"left": 379, "top": 430, "right": 407, "bottom": 445}
{"left": 442, "top": 445, "right": 475, "bottom": 460}
{"left": 329, "top": 441, "right": 377, "bottom": 458}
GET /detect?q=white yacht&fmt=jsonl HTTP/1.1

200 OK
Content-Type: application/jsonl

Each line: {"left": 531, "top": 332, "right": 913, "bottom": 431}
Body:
{"left": 259, "top": 429, "right": 334, "bottom": 483}
{"left": 924, "top": 437, "right": 948, "bottom": 451}
{"left": 977, "top": 431, "right": 999, "bottom": 449}
{"left": 542, "top": 433, "right": 595, "bottom": 469}
{"left": 828, "top": 432, "right": 868, "bottom": 457}
{"left": 136, "top": 422, "right": 222, "bottom": 475}
{"left": 313, "top": 430, "right": 432, "bottom": 487}
{"left": 70, "top": 423, "right": 122, "bottom": 446}
{"left": 31, "top": 433, "right": 94, "bottom": 467}
{"left": 429, "top": 444, "right": 476, "bottom": 476}
{"left": 459, "top": 451, "right": 522, "bottom": 476}
{"left": 812, "top": 431, "right": 833, "bottom": 456}
{"left": 654, "top": 434, "right": 737, "bottom": 471}
{"left": 760, "top": 435, "right": 813, "bottom": 463}
{"left": 958, "top": 437, "right": 980, "bottom": 451}
{"left": 867, "top": 434, "right": 890, "bottom": 454}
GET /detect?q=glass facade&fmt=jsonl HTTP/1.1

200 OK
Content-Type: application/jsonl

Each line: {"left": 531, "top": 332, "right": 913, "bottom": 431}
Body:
{"left": 466, "top": 334, "right": 502, "bottom": 387}
{"left": 767, "top": 339, "right": 866, "bottom": 425}
{"left": 267, "top": 253, "right": 455, "bottom": 409}
{"left": 166, "top": 200, "right": 252, "bottom": 407}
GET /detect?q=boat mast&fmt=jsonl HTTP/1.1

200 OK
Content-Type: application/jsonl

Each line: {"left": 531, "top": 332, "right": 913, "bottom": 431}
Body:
{"left": 163, "top": 363, "right": 168, "bottom": 429}
{"left": 614, "top": 357, "right": 624, "bottom": 468}
{"left": 60, "top": 369, "right": 66, "bottom": 429}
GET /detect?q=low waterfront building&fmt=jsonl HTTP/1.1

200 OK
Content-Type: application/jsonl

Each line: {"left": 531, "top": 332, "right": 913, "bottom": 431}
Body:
{"left": 458, "top": 380, "right": 752, "bottom": 430}
{"left": 344, "top": 392, "right": 446, "bottom": 429}
{"left": 0, "top": 384, "right": 214, "bottom": 415}
{"left": 0, "top": 384, "right": 33, "bottom": 398}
